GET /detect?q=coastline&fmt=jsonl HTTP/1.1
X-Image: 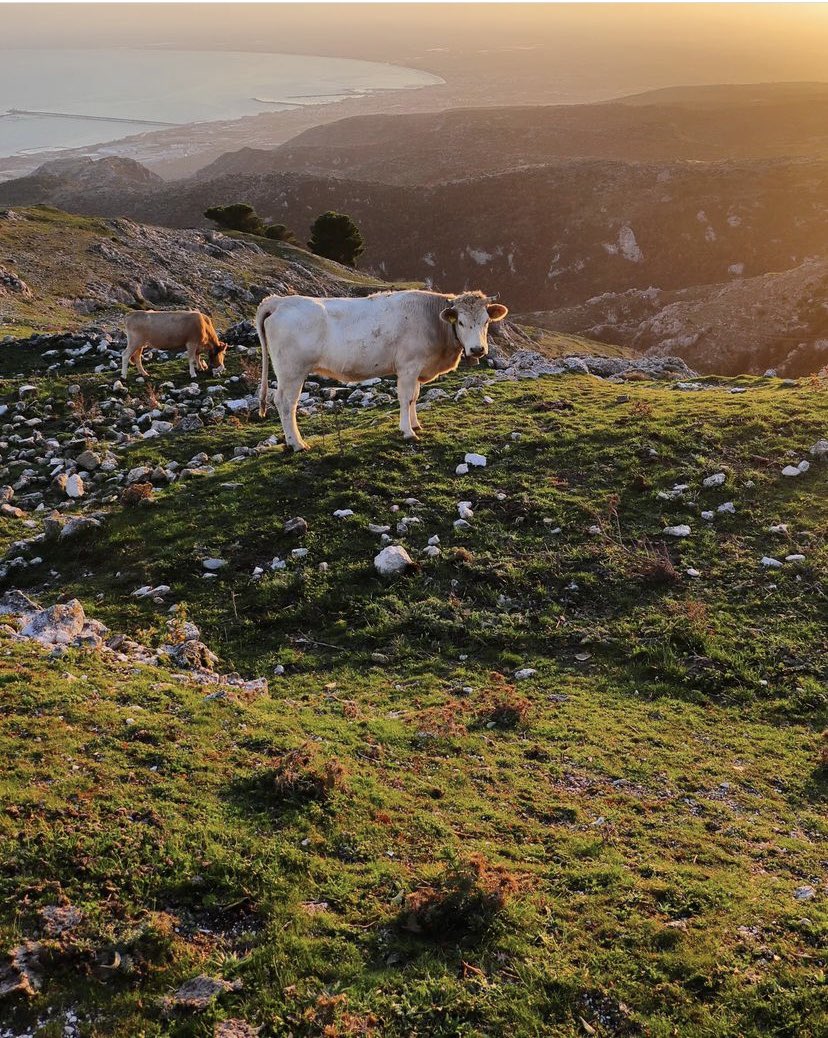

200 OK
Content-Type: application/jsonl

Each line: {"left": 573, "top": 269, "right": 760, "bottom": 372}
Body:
{"left": 0, "top": 54, "right": 447, "bottom": 182}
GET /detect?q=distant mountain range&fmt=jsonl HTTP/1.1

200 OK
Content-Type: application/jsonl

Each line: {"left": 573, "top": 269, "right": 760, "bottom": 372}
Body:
{"left": 1, "top": 84, "right": 826, "bottom": 374}
{"left": 194, "top": 82, "right": 828, "bottom": 185}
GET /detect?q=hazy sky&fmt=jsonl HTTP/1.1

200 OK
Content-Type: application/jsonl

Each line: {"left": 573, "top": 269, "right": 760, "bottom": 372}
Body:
{"left": 3, "top": 4, "right": 828, "bottom": 98}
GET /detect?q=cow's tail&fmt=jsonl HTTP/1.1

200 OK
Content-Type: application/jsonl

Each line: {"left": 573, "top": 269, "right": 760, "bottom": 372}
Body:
{"left": 256, "top": 297, "right": 276, "bottom": 418}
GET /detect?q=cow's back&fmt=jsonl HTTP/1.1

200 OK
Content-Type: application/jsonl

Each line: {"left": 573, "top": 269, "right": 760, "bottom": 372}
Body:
{"left": 125, "top": 310, "right": 206, "bottom": 347}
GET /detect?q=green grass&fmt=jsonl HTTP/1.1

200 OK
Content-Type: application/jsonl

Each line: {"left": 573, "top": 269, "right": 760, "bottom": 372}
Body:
{"left": 1, "top": 364, "right": 827, "bottom": 1036}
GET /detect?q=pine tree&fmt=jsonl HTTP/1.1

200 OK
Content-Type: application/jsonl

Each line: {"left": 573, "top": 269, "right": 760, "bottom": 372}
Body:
{"left": 307, "top": 211, "right": 365, "bottom": 267}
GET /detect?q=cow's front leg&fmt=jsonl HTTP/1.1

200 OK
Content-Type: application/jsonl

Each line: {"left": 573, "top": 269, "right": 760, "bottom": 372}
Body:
{"left": 397, "top": 370, "right": 419, "bottom": 441}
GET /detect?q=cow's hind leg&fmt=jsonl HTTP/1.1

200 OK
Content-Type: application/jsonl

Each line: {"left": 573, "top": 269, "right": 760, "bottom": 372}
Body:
{"left": 410, "top": 382, "right": 423, "bottom": 432}
{"left": 397, "top": 370, "right": 420, "bottom": 441}
{"left": 275, "top": 374, "right": 309, "bottom": 451}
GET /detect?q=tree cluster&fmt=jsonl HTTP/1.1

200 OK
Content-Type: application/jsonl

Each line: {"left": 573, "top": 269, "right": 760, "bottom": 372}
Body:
{"left": 204, "top": 203, "right": 365, "bottom": 267}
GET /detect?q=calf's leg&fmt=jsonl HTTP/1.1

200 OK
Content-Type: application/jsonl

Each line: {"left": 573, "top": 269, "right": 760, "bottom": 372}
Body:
{"left": 187, "top": 341, "right": 199, "bottom": 379}
{"left": 121, "top": 332, "right": 143, "bottom": 378}
{"left": 134, "top": 345, "right": 149, "bottom": 377}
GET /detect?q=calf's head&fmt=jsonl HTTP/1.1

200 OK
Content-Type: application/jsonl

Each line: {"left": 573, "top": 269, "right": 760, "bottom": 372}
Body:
{"left": 208, "top": 340, "right": 229, "bottom": 371}
{"left": 440, "top": 292, "right": 508, "bottom": 363}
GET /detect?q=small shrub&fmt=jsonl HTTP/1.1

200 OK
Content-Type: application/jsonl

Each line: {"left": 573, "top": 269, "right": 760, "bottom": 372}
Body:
{"left": 818, "top": 731, "right": 828, "bottom": 771}
{"left": 401, "top": 853, "right": 519, "bottom": 942}
{"left": 269, "top": 744, "right": 348, "bottom": 803}
{"left": 121, "top": 482, "right": 154, "bottom": 506}
{"left": 238, "top": 353, "right": 261, "bottom": 390}
{"left": 66, "top": 388, "right": 100, "bottom": 421}
{"left": 264, "top": 223, "right": 299, "bottom": 246}
{"left": 205, "top": 202, "right": 265, "bottom": 235}
{"left": 628, "top": 540, "right": 680, "bottom": 586}
{"left": 666, "top": 598, "right": 711, "bottom": 635}
{"left": 293, "top": 992, "right": 378, "bottom": 1036}
{"left": 478, "top": 691, "right": 531, "bottom": 729}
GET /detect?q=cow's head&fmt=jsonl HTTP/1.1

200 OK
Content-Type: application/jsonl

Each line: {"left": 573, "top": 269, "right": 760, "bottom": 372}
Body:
{"left": 440, "top": 292, "right": 509, "bottom": 364}
{"left": 209, "top": 339, "right": 229, "bottom": 372}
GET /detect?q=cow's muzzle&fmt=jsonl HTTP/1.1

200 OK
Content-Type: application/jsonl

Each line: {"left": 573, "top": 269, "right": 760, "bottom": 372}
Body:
{"left": 468, "top": 346, "right": 485, "bottom": 357}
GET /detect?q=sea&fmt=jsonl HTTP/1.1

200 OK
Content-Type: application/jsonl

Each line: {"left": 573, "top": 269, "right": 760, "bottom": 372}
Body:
{"left": 0, "top": 48, "right": 443, "bottom": 156}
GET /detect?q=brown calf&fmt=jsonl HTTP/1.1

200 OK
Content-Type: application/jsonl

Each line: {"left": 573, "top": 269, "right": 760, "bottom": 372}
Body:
{"left": 122, "top": 310, "right": 227, "bottom": 379}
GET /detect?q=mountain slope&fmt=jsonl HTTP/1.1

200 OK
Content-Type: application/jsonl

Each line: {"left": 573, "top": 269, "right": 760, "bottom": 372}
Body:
{"left": 3, "top": 159, "right": 826, "bottom": 324}
{"left": 526, "top": 258, "right": 828, "bottom": 377}
{"left": 1, "top": 350, "right": 826, "bottom": 1036}
{"left": 194, "top": 85, "right": 828, "bottom": 186}
{"left": 0, "top": 205, "right": 401, "bottom": 338}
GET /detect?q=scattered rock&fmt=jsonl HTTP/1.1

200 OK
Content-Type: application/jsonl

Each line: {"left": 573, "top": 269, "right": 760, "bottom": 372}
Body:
{"left": 60, "top": 516, "right": 102, "bottom": 540}
{"left": 40, "top": 904, "right": 83, "bottom": 938}
{"left": 284, "top": 516, "right": 308, "bottom": 536}
{"left": 20, "top": 599, "right": 87, "bottom": 645}
{"left": 167, "top": 640, "right": 220, "bottom": 671}
{"left": 75, "top": 449, "right": 101, "bottom": 471}
{"left": 215, "top": 1021, "right": 261, "bottom": 1038}
{"left": 0, "top": 941, "right": 43, "bottom": 999}
{"left": 794, "top": 885, "right": 816, "bottom": 901}
{"left": 663, "top": 524, "right": 691, "bottom": 537}
{"left": 164, "top": 974, "right": 243, "bottom": 1013}
{"left": 65, "top": 473, "right": 85, "bottom": 498}
{"left": 374, "top": 545, "right": 415, "bottom": 576}
{"left": 203, "top": 558, "right": 227, "bottom": 571}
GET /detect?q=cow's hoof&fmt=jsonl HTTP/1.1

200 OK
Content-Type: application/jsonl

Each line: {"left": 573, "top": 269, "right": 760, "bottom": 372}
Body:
{"left": 290, "top": 442, "right": 310, "bottom": 453}
{"left": 402, "top": 432, "right": 419, "bottom": 442}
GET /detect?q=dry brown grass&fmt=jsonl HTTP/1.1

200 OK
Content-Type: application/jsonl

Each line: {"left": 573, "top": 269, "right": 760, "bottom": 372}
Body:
{"left": 238, "top": 354, "right": 262, "bottom": 391}
{"left": 627, "top": 540, "right": 681, "bottom": 586}
{"left": 269, "top": 745, "right": 348, "bottom": 803}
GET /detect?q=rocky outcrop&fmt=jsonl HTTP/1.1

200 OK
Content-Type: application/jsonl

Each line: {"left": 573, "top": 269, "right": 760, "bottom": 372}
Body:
{"left": 0, "top": 265, "right": 32, "bottom": 298}
{"left": 0, "top": 591, "right": 268, "bottom": 698}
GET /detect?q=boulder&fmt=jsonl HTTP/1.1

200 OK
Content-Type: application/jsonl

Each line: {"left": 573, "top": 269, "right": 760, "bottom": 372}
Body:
{"left": 374, "top": 545, "right": 415, "bottom": 576}
{"left": 75, "top": 449, "right": 101, "bottom": 471}
{"left": 59, "top": 516, "right": 102, "bottom": 540}
{"left": 20, "top": 599, "right": 86, "bottom": 645}
{"left": 65, "top": 473, "right": 85, "bottom": 498}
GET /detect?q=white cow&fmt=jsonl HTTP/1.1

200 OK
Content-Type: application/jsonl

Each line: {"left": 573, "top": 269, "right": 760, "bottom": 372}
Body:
{"left": 256, "top": 289, "right": 508, "bottom": 450}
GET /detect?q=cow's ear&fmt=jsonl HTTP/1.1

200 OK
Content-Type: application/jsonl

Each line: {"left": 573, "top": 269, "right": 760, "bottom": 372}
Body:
{"left": 487, "top": 303, "right": 509, "bottom": 322}
{"left": 440, "top": 307, "right": 458, "bottom": 324}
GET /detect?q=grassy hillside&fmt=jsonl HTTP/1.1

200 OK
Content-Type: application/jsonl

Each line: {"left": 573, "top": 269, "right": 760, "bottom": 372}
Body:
{"left": 0, "top": 207, "right": 396, "bottom": 339}
{"left": 1, "top": 355, "right": 826, "bottom": 1035}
